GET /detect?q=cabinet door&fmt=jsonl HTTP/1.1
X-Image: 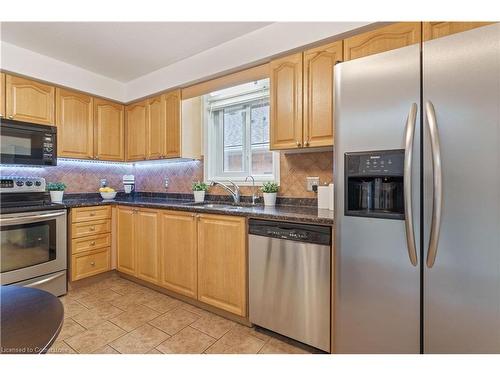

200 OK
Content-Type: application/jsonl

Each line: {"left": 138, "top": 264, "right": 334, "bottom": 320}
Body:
{"left": 164, "top": 90, "right": 181, "bottom": 158}
{"left": 116, "top": 206, "right": 136, "bottom": 276}
{"left": 344, "top": 22, "right": 421, "bottom": 61}
{"left": 5, "top": 75, "right": 55, "bottom": 125}
{"left": 135, "top": 209, "right": 160, "bottom": 284}
{"left": 0, "top": 73, "right": 5, "bottom": 119}
{"left": 270, "top": 53, "right": 303, "bottom": 150}
{"left": 159, "top": 211, "right": 198, "bottom": 298}
{"left": 198, "top": 214, "right": 246, "bottom": 316}
{"left": 126, "top": 100, "right": 147, "bottom": 161}
{"left": 94, "top": 98, "right": 125, "bottom": 161}
{"left": 147, "top": 95, "right": 165, "bottom": 159}
{"left": 303, "top": 41, "right": 343, "bottom": 148}
{"left": 56, "top": 88, "right": 94, "bottom": 159}
{"left": 423, "top": 22, "right": 494, "bottom": 41}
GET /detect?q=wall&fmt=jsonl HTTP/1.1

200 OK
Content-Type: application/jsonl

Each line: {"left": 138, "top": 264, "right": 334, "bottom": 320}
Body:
{"left": 0, "top": 151, "right": 333, "bottom": 198}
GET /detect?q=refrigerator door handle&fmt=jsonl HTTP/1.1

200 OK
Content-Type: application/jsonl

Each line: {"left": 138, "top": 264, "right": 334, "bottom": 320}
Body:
{"left": 425, "top": 100, "right": 443, "bottom": 268}
{"left": 404, "top": 103, "right": 418, "bottom": 266}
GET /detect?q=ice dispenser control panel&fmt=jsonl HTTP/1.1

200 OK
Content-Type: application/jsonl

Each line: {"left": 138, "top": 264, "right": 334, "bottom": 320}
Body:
{"left": 345, "top": 150, "right": 405, "bottom": 220}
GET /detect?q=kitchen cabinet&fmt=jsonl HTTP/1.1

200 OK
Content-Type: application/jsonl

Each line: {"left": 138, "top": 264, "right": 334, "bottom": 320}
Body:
{"left": 423, "top": 22, "right": 495, "bottom": 41}
{"left": 197, "top": 214, "right": 247, "bottom": 317}
{"left": 344, "top": 22, "right": 421, "bottom": 61}
{"left": 126, "top": 100, "right": 147, "bottom": 161}
{"left": 0, "top": 72, "right": 5, "bottom": 119}
{"left": 270, "top": 52, "right": 303, "bottom": 150}
{"left": 56, "top": 88, "right": 94, "bottom": 159}
{"left": 164, "top": 90, "right": 182, "bottom": 158}
{"left": 5, "top": 74, "right": 55, "bottom": 125}
{"left": 116, "top": 206, "right": 136, "bottom": 276}
{"left": 303, "top": 41, "right": 343, "bottom": 148}
{"left": 94, "top": 98, "right": 125, "bottom": 161}
{"left": 159, "top": 211, "right": 198, "bottom": 299}
{"left": 135, "top": 209, "right": 160, "bottom": 284}
{"left": 70, "top": 206, "right": 111, "bottom": 281}
{"left": 147, "top": 95, "right": 165, "bottom": 159}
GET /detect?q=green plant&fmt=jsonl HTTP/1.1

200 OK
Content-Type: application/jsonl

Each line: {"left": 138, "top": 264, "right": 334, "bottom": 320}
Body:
{"left": 261, "top": 181, "right": 279, "bottom": 193}
{"left": 192, "top": 181, "right": 209, "bottom": 192}
{"left": 46, "top": 182, "right": 67, "bottom": 191}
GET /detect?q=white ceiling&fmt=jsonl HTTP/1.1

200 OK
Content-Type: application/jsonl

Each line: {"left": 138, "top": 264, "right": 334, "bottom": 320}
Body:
{"left": 0, "top": 22, "right": 272, "bottom": 82}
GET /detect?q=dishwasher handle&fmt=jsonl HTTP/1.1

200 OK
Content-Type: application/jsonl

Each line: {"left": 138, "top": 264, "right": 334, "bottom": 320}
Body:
{"left": 248, "top": 219, "right": 331, "bottom": 246}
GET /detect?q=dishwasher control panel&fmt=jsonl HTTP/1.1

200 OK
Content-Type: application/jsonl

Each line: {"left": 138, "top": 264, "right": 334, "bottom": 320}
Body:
{"left": 248, "top": 219, "right": 331, "bottom": 246}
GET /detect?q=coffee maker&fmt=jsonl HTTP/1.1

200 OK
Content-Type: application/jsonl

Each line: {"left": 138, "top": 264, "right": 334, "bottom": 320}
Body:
{"left": 123, "top": 175, "right": 135, "bottom": 195}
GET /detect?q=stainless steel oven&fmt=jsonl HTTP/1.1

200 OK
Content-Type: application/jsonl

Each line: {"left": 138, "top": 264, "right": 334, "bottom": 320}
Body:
{"left": 0, "top": 119, "right": 57, "bottom": 166}
{"left": 0, "top": 210, "right": 67, "bottom": 296}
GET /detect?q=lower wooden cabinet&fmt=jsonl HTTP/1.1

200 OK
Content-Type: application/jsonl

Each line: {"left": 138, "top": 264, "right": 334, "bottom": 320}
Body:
{"left": 135, "top": 209, "right": 160, "bottom": 284}
{"left": 116, "top": 206, "right": 137, "bottom": 276}
{"left": 159, "top": 211, "right": 198, "bottom": 299}
{"left": 115, "top": 207, "right": 247, "bottom": 317}
{"left": 197, "top": 214, "right": 247, "bottom": 317}
{"left": 72, "top": 248, "right": 110, "bottom": 281}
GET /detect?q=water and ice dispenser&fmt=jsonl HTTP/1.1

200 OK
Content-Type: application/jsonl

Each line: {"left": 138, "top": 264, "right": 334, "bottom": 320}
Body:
{"left": 344, "top": 150, "right": 405, "bottom": 220}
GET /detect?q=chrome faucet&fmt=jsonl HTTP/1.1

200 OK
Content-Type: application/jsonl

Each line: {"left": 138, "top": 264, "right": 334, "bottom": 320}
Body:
{"left": 210, "top": 180, "right": 241, "bottom": 204}
{"left": 245, "top": 176, "right": 257, "bottom": 205}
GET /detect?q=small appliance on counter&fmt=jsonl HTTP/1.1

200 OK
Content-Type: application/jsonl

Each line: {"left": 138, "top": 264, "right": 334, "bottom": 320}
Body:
{"left": 123, "top": 175, "right": 135, "bottom": 195}
{"left": 0, "top": 176, "right": 67, "bottom": 296}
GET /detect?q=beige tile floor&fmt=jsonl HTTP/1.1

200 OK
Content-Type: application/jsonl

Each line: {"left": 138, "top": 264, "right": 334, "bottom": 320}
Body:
{"left": 49, "top": 273, "right": 317, "bottom": 354}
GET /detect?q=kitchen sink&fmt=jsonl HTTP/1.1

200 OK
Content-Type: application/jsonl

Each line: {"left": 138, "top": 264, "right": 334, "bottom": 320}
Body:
{"left": 182, "top": 202, "right": 246, "bottom": 210}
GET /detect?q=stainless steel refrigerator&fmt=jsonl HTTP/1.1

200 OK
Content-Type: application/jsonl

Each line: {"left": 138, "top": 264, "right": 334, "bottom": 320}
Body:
{"left": 333, "top": 23, "right": 500, "bottom": 353}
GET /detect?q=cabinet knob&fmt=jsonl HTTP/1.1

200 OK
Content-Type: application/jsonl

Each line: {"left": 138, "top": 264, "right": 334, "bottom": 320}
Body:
{"left": 90, "top": 241, "right": 96, "bottom": 246}
{"left": 95, "top": 156, "right": 99, "bottom": 160}
{"left": 9, "top": 115, "right": 14, "bottom": 119}
{"left": 90, "top": 212, "right": 96, "bottom": 216}
{"left": 90, "top": 226, "right": 95, "bottom": 231}
{"left": 90, "top": 262, "right": 95, "bottom": 266}
{"left": 296, "top": 141, "right": 301, "bottom": 147}
{"left": 304, "top": 141, "right": 310, "bottom": 147}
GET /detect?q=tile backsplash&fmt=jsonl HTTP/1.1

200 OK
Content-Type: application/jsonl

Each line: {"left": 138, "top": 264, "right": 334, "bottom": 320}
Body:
{"left": 0, "top": 151, "right": 333, "bottom": 198}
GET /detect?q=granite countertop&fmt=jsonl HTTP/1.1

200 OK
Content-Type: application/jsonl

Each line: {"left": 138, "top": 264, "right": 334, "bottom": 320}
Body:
{"left": 18, "top": 196, "right": 334, "bottom": 225}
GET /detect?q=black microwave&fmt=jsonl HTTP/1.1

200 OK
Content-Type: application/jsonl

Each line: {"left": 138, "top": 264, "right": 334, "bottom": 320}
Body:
{"left": 0, "top": 119, "right": 57, "bottom": 166}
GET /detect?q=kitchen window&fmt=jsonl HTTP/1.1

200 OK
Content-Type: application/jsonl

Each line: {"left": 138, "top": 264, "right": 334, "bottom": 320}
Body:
{"left": 204, "top": 78, "right": 279, "bottom": 185}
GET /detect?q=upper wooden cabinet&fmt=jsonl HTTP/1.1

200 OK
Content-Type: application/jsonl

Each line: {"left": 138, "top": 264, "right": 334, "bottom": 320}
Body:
{"left": 126, "top": 100, "right": 147, "bottom": 161}
{"left": 56, "top": 88, "right": 94, "bottom": 159}
{"left": 0, "top": 73, "right": 5, "bottom": 119}
{"left": 5, "top": 75, "right": 55, "bottom": 125}
{"left": 344, "top": 22, "right": 421, "bottom": 61}
{"left": 197, "top": 214, "right": 247, "bottom": 317}
{"left": 270, "top": 52, "right": 303, "bottom": 150}
{"left": 159, "top": 210, "right": 198, "bottom": 299}
{"left": 94, "top": 98, "right": 125, "bottom": 161}
{"left": 147, "top": 95, "right": 165, "bottom": 159}
{"left": 423, "top": 22, "right": 495, "bottom": 41}
{"left": 303, "top": 41, "right": 343, "bottom": 148}
{"left": 164, "top": 90, "right": 181, "bottom": 158}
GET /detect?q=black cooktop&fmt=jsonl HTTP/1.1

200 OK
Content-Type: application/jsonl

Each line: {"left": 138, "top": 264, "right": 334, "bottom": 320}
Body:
{"left": 0, "top": 192, "right": 65, "bottom": 214}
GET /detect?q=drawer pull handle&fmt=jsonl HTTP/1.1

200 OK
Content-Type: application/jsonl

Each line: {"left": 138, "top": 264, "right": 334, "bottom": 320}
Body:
{"left": 90, "top": 262, "right": 95, "bottom": 266}
{"left": 90, "top": 241, "right": 96, "bottom": 246}
{"left": 90, "top": 226, "right": 96, "bottom": 231}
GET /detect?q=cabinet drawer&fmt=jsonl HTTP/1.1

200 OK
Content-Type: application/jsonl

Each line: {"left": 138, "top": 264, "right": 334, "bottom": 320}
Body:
{"left": 71, "top": 219, "right": 111, "bottom": 238}
{"left": 71, "top": 248, "right": 110, "bottom": 281}
{"left": 71, "top": 233, "right": 111, "bottom": 254}
{"left": 72, "top": 206, "right": 111, "bottom": 222}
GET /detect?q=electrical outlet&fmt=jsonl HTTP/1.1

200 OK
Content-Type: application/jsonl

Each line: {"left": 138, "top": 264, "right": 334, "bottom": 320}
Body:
{"left": 164, "top": 177, "right": 169, "bottom": 189}
{"left": 306, "top": 176, "right": 320, "bottom": 192}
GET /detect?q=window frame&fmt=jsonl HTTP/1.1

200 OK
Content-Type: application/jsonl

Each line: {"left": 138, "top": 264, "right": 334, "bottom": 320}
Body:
{"left": 203, "top": 82, "right": 279, "bottom": 186}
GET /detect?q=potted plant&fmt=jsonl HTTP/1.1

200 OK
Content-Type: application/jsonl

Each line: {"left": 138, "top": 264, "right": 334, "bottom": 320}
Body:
{"left": 261, "top": 181, "right": 279, "bottom": 206}
{"left": 47, "top": 182, "right": 67, "bottom": 203}
{"left": 192, "top": 181, "right": 209, "bottom": 203}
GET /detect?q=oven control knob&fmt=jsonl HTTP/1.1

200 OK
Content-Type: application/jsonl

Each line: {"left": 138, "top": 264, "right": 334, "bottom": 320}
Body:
{"left": 16, "top": 181, "right": 24, "bottom": 186}
{"left": 25, "top": 181, "right": 33, "bottom": 186}
{"left": 35, "top": 181, "right": 42, "bottom": 186}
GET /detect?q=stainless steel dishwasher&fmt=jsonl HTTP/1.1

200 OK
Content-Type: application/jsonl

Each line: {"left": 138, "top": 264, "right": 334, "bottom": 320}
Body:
{"left": 248, "top": 219, "right": 331, "bottom": 352}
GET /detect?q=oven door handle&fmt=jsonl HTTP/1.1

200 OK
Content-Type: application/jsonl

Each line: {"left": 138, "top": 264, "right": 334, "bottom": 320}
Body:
{"left": 0, "top": 211, "right": 66, "bottom": 226}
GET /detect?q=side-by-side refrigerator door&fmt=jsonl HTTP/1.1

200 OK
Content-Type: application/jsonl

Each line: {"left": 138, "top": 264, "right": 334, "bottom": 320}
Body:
{"left": 423, "top": 23, "right": 500, "bottom": 353}
{"left": 333, "top": 44, "right": 421, "bottom": 353}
